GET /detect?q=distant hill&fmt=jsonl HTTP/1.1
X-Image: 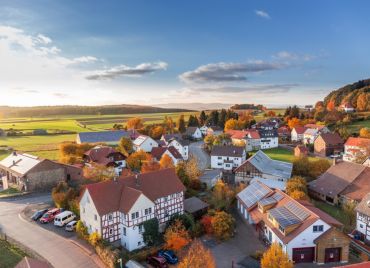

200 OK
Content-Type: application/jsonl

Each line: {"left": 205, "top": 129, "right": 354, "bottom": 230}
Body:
{"left": 323, "top": 79, "right": 370, "bottom": 110}
{"left": 154, "top": 102, "right": 232, "bottom": 111}
{"left": 230, "top": 104, "right": 266, "bottom": 110}
{"left": 0, "top": 104, "right": 192, "bottom": 118}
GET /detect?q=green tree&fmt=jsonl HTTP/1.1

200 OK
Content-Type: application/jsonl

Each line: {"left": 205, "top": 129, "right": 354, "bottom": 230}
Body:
{"left": 199, "top": 111, "right": 207, "bottom": 125}
{"left": 177, "top": 114, "right": 186, "bottom": 133}
{"left": 143, "top": 218, "right": 161, "bottom": 246}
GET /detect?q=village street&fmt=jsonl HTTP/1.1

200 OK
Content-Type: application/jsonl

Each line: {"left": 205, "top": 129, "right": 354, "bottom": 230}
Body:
{"left": 189, "top": 140, "right": 211, "bottom": 170}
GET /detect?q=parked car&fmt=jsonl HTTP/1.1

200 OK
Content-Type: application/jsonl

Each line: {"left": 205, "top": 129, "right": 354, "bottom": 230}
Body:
{"left": 31, "top": 209, "right": 48, "bottom": 221}
{"left": 54, "top": 211, "right": 75, "bottom": 227}
{"left": 39, "top": 208, "right": 61, "bottom": 223}
{"left": 146, "top": 256, "right": 168, "bottom": 268}
{"left": 65, "top": 220, "right": 77, "bottom": 232}
{"left": 158, "top": 250, "right": 178, "bottom": 264}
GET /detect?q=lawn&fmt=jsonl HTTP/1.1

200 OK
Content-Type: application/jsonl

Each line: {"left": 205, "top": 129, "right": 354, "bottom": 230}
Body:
{"left": 0, "top": 239, "right": 26, "bottom": 268}
{"left": 0, "top": 187, "right": 21, "bottom": 196}
{"left": 346, "top": 119, "right": 370, "bottom": 134}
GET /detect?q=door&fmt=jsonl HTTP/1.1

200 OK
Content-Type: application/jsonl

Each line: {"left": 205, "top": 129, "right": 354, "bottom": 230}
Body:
{"left": 325, "top": 248, "right": 341, "bottom": 263}
{"left": 292, "top": 247, "right": 315, "bottom": 263}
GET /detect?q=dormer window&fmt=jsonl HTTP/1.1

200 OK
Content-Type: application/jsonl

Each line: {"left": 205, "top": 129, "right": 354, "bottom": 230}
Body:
{"left": 278, "top": 225, "right": 285, "bottom": 234}
{"left": 313, "top": 225, "right": 324, "bottom": 232}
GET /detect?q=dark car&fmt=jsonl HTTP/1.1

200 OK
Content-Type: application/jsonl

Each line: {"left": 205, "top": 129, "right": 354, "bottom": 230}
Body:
{"left": 158, "top": 250, "right": 178, "bottom": 264}
{"left": 31, "top": 209, "right": 48, "bottom": 221}
{"left": 146, "top": 256, "right": 168, "bottom": 268}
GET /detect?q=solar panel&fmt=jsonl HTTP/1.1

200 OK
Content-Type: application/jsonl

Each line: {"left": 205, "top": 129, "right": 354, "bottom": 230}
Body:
{"left": 240, "top": 182, "right": 272, "bottom": 208}
{"left": 269, "top": 207, "right": 301, "bottom": 228}
{"left": 285, "top": 201, "right": 310, "bottom": 221}
{"left": 258, "top": 197, "right": 277, "bottom": 206}
{"left": 272, "top": 192, "right": 283, "bottom": 201}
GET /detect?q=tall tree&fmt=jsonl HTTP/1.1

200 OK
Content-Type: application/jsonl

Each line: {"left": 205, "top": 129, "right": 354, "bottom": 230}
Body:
{"left": 126, "top": 117, "right": 144, "bottom": 129}
{"left": 178, "top": 240, "right": 216, "bottom": 268}
{"left": 177, "top": 114, "right": 186, "bottom": 133}
{"left": 164, "top": 219, "right": 191, "bottom": 251}
{"left": 118, "top": 136, "right": 133, "bottom": 156}
{"left": 160, "top": 154, "right": 174, "bottom": 169}
{"left": 199, "top": 111, "right": 207, "bottom": 125}
{"left": 261, "top": 243, "right": 293, "bottom": 268}
{"left": 218, "top": 109, "right": 227, "bottom": 128}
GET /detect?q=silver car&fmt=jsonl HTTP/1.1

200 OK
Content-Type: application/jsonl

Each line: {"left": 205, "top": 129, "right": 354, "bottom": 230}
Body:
{"left": 65, "top": 220, "right": 77, "bottom": 232}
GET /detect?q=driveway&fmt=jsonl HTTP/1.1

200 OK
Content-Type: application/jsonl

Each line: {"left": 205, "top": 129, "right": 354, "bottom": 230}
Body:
{"left": 0, "top": 194, "right": 102, "bottom": 268}
{"left": 189, "top": 140, "right": 210, "bottom": 170}
{"left": 203, "top": 209, "right": 265, "bottom": 268}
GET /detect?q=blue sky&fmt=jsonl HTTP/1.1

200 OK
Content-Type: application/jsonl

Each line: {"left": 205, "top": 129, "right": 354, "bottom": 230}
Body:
{"left": 1, "top": 0, "right": 370, "bottom": 107}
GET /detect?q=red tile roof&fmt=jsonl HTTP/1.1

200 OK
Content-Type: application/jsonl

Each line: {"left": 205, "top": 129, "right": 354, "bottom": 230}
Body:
{"left": 345, "top": 137, "right": 370, "bottom": 147}
{"left": 151, "top": 146, "right": 182, "bottom": 160}
{"left": 319, "top": 132, "right": 344, "bottom": 146}
{"left": 84, "top": 168, "right": 185, "bottom": 215}
{"left": 84, "top": 146, "right": 124, "bottom": 166}
{"left": 293, "top": 126, "right": 307, "bottom": 134}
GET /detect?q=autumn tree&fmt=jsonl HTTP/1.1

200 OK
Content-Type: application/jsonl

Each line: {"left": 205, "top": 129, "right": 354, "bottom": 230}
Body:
{"left": 261, "top": 243, "right": 293, "bottom": 268}
{"left": 141, "top": 159, "right": 161, "bottom": 173}
{"left": 290, "top": 190, "right": 309, "bottom": 201}
{"left": 59, "top": 142, "right": 94, "bottom": 164}
{"left": 51, "top": 181, "right": 78, "bottom": 209}
{"left": 210, "top": 180, "right": 235, "bottom": 210}
{"left": 342, "top": 202, "right": 356, "bottom": 227}
{"left": 83, "top": 164, "right": 115, "bottom": 181}
{"left": 357, "top": 92, "right": 369, "bottom": 111}
{"left": 126, "top": 150, "right": 151, "bottom": 171}
{"left": 163, "top": 116, "right": 175, "bottom": 134}
{"left": 164, "top": 219, "right": 191, "bottom": 251}
{"left": 211, "top": 211, "right": 235, "bottom": 240}
{"left": 185, "top": 156, "right": 201, "bottom": 182}
{"left": 178, "top": 240, "right": 215, "bottom": 268}
{"left": 287, "top": 117, "right": 302, "bottom": 129}
{"left": 204, "top": 134, "right": 216, "bottom": 151}
{"left": 118, "top": 136, "right": 133, "bottom": 156}
{"left": 286, "top": 176, "right": 307, "bottom": 195}
{"left": 326, "top": 100, "right": 336, "bottom": 111}
{"left": 360, "top": 127, "right": 370, "bottom": 139}
{"left": 267, "top": 110, "right": 276, "bottom": 117}
{"left": 149, "top": 125, "right": 164, "bottom": 140}
{"left": 159, "top": 154, "right": 174, "bottom": 169}
{"left": 126, "top": 117, "right": 144, "bottom": 129}
{"left": 224, "top": 118, "right": 242, "bottom": 131}
{"left": 315, "top": 101, "right": 325, "bottom": 111}
{"left": 308, "top": 158, "right": 331, "bottom": 178}
{"left": 177, "top": 114, "right": 186, "bottom": 133}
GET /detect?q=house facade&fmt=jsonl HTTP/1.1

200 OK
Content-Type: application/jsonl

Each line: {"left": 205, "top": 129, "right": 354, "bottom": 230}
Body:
{"left": 355, "top": 193, "right": 370, "bottom": 245}
{"left": 343, "top": 137, "right": 370, "bottom": 163}
{"left": 291, "top": 127, "right": 307, "bottom": 142}
{"left": 133, "top": 135, "right": 158, "bottom": 152}
{"left": 237, "top": 182, "right": 350, "bottom": 264}
{"left": 199, "top": 125, "right": 208, "bottom": 136}
{"left": 151, "top": 146, "right": 183, "bottom": 165}
{"left": 79, "top": 169, "right": 185, "bottom": 251}
{"left": 234, "top": 150, "right": 292, "bottom": 190}
{"left": 185, "top": 127, "right": 202, "bottom": 140}
{"left": 161, "top": 134, "right": 189, "bottom": 160}
{"left": 259, "top": 129, "right": 278, "bottom": 149}
{"left": 314, "top": 133, "right": 344, "bottom": 157}
{"left": 210, "top": 145, "right": 246, "bottom": 170}
{"left": 294, "top": 145, "right": 309, "bottom": 157}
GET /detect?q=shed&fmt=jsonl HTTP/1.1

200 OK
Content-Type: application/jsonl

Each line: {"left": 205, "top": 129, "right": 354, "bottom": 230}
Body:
{"left": 184, "top": 197, "right": 209, "bottom": 219}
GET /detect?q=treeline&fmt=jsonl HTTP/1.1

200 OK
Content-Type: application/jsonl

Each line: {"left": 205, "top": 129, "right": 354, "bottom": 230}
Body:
{"left": 324, "top": 79, "right": 370, "bottom": 111}
{"left": 0, "top": 104, "right": 192, "bottom": 118}
{"left": 230, "top": 103, "right": 266, "bottom": 110}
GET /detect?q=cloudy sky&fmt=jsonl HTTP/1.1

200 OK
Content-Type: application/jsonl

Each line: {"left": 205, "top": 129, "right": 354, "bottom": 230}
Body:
{"left": 1, "top": 0, "right": 370, "bottom": 107}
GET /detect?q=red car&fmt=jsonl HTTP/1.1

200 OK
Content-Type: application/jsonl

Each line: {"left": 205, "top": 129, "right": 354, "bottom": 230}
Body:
{"left": 146, "top": 256, "right": 168, "bottom": 268}
{"left": 39, "top": 208, "right": 61, "bottom": 223}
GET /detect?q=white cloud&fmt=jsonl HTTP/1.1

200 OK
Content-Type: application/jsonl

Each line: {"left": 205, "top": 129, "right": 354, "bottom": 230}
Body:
{"left": 255, "top": 10, "right": 270, "bottom": 19}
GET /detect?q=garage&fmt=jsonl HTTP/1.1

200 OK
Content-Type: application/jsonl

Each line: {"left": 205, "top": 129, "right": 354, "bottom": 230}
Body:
{"left": 292, "top": 247, "right": 315, "bottom": 263}
{"left": 325, "top": 247, "right": 341, "bottom": 263}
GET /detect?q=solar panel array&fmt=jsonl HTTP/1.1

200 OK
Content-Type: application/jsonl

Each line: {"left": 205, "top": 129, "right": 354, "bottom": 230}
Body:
{"left": 272, "top": 192, "right": 284, "bottom": 201}
{"left": 269, "top": 207, "right": 301, "bottom": 228}
{"left": 258, "top": 196, "right": 277, "bottom": 206}
{"left": 285, "top": 201, "right": 310, "bottom": 221}
{"left": 241, "top": 182, "right": 272, "bottom": 208}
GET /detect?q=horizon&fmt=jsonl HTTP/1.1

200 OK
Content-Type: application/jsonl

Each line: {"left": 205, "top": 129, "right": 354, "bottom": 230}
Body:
{"left": 2, "top": 1, "right": 370, "bottom": 107}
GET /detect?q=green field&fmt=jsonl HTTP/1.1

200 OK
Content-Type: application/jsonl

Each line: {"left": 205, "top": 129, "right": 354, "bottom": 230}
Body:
{"left": 251, "top": 147, "right": 317, "bottom": 163}
{"left": 0, "top": 239, "right": 26, "bottom": 268}
{"left": 346, "top": 119, "right": 370, "bottom": 134}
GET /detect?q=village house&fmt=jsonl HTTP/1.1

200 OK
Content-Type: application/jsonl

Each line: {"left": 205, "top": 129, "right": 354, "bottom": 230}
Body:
{"left": 160, "top": 134, "right": 189, "bottom": 160}
{"left": 83, "top": 145, "right": 126, "bottom": 176}
{"left": 133, "top": 135, "right": 158, "bottom": 152}
{"left": 227, "top": 129, "right": 261, "bottom": 152}
{"left": 151, "top": 146, "right": 183, "bottom": 165}
{"left": 234, "top": 150, "right": 292, "bottom": 190}
{"left": 259, "top": 129, "right": 279, "bottom": 149}
{"left": 76, "top": 130, "right": 131, "bottom": 145}
{"left": 210, "top": 145, "right": 247, "bottom": 170}
{"left": 0, "top": 152, "right": 80, "bottom": 191}
{"left": 291, "top": 127, "right": 307, "bottom": 142}
{"left": 294, "top": 145, "right": 309, "bottom": 157}
{"left": 199, "top": 125, "right": 209, "bottom": 136}
{"left": 314, "top": 133, "right": 344, "bottom": 157}
{"left": 304, "top": 124, "right": 330, "bottom": 134}
{"left": 237, "top": 182, "right": 350, "bottom": 264}
{"left": 354, "top": 193, "right": 370, "bottom": 246}
{"left": 343, "top": 137, "right": 370, "bottom": 163}
{"left": 339, "top": 103, "right": 355, "bottom": 113}
{"left": 303, "top": 128, "right": 319, "bottom": 144}
{"left": 278, "top": 126, "right": 291, "bottom": 141}
{"left": 308, "top": 160, "right": 370, "bottom": 205}
{"left": 184, "top": 127, "right": 202, "bottom": 140}
{"left": 79, "top": 169, "right": 185, "bottom": 251}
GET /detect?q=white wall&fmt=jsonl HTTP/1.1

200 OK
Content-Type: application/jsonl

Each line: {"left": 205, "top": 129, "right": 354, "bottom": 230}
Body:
{"left": 260, "top": 137, "right": 278, "bottom": 149}
{"left": 80, "top": 190, "right": 102, "bottom": 235}
{"left": 211, "top": 154, "right": 246, "bottom": 169}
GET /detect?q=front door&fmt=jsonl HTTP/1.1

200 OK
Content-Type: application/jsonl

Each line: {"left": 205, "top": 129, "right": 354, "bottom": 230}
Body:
{"left": 325, "top": 247, "right": 341, "bottom": 263}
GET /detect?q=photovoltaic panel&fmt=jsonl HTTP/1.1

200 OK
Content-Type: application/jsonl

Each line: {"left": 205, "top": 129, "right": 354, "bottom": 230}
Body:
{"left": 271, "top": 192, "right": 283, "bottom": 201}
{"left": 285, "top": 201, "right": 310, "bottom": 221}
{"left": 269, "top": 207, "right": 301, "bottom": 228}
{"left": 239, "top": 182, "right": 272, "bottom": 208}
{"left": 258, "top": 197, "right": 277, "bottom": 206}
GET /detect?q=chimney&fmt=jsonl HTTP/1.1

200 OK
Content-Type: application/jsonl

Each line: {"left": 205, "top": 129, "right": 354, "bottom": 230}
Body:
{"left": 135, "top": 174, "right": 140, "bottom": 186}
{"left": 12, "top": 151, "right": 17, "bottom": 156}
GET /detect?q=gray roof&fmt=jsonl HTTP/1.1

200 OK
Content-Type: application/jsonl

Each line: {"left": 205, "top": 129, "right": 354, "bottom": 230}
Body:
{"left": 184, "top": 197, "right": 209, "bottom": 213}
{"left": 240, "top": 150, "right": 292, "bottom": 180}
{"left": 77, "top": 130, "right": 129, "bottom": 143}
{"left": 0, "top": 152, "right": 41, "bottom": 176}
{"left": 185, "top": 127, "right": 200, "bottom": 135}
{"left": 210, "top": 145, "right": 245, "bottom": 157}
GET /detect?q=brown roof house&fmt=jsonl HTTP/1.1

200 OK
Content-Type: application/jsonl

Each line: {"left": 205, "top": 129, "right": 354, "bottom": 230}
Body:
{"left": 0, "top": 152, "right": 79, "bottom": 192}
{"left": 308, "top": 161, "right": 370, "bottom": 205}
{"left": 79, "top": 168, "right": 186, "bottom": 251}
{"left": 151, "top": 146, "right": 183, "bottom": 165}
{"left": 314, "top": 133, "right": 344, "bottom": 157}
{"left": 354, "top": 193, "right": 370, "bottom": 245}
{"left": 236, "top": 181, "right": 350, "bottom": 264}
{"left": 294, "top": 145, "right": 309, "bottom": 157}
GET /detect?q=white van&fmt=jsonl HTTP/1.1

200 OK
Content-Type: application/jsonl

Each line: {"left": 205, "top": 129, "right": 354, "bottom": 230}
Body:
{"left": 54, "top": 211, "right": 75, "bottom": 227}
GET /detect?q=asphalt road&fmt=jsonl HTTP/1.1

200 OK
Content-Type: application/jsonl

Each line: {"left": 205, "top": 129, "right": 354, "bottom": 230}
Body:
{"left": 189, "top": 140, "right": 211, "bottom": 171}
{"left": 0, "top": 194, "right": 101, "bottom": 268}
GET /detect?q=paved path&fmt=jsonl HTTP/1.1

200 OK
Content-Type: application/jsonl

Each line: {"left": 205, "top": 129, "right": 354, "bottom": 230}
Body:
{"left": 189, "top": 140, "right": 210, "bottom": 170}
{"left": 0, "top": 194, "right": 102, "bottom": 268}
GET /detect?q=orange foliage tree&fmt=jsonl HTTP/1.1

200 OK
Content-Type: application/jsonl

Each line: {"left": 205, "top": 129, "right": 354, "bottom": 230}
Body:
{"left": 126, "top": 150, "right": 151, "bottom": 171}
{"left": 150, "top": 125, "right": 164, "bottom": 140}
{"left": 211, "top": 211, "right": 235, "bottom": 240}
{"left": 287, "top": 117, "right": 302, "bottom": 129}
{"left": 178, "top": 240, "right": 216, "bottom": 268}
{"left": 126, "top": 117, "right": 144, "bottom": 129}
{"left": 326, "top": 100, "right": 335, "bottom": 111}
{"left": 261, "top": 242, "right": 293, "bottom": 268}
{"left": 159, "top": 154, "right": 174, "bottom": 169}
{"left": 360, "top": 127, "right": 370, "bottom": 139}
{"left": 200, "top": 215, "right": 213, "bottom": 234}
{"left": 141, "top": 160, "right": 161, "bottom": 174}
{"left": 164, "top": 219, "right": 191, "bottom": 251}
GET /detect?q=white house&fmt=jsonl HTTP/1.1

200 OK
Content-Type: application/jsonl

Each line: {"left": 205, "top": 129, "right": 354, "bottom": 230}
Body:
{"left": 355, "top": 193, "right": 370, "bottom": 244}
{"left": 237, "top": 182, "right": 350, "bottom": 264}
{"left": 291, "top": 127, "right": 307, "bottom": 142}
{"left": 227, "top": 130, "right": 260, "bottom": 152}
{"left": 161, "top": 134, "right": 189, "bottom": 160}
{"left": 199, "top": 125, "right": 209, "bottom": 136}
{"left": 133, "top": 135, "right": 158, "bottom": 152}
{"left": 210, "top": 145, "right": 246, "bottom": 170}
{"left": 151, "top": 146, "right": 183, "bottom": 165}
{"left": 340, "top": 103, "right": 355, "bottom": 113}
{"left": 303, "top": 128, "right": 319, "bottom": 144}
{"left": 79, "top": 169, "right": 186, "bottom": 251}
{"left": 185, "top": 127, "right": 202, "bottom": 140}
{"left": 343, "top": 137, "right": 370, "bottom": 163}
{"left": 259, "top": 129, "right": 278, "bottom": 149}
{"left": 234, "top": 150, "right": 293, "bottom": 190}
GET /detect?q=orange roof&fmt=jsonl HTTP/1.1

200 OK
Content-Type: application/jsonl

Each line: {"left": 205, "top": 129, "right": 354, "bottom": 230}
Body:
{"left": 345, "top": 137, "right": 370, "bottom": 147}
{"left": 293, "top": 126, "right": 307, "bottom": 134}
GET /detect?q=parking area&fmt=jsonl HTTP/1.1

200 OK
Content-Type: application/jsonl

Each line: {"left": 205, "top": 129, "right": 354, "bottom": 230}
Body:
{"left": 22, "top": 202, "right": 77, "bottom": 239}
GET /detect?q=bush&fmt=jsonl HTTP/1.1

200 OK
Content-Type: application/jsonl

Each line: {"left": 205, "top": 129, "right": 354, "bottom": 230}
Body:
{"left": 191, "top": 221, "right": 204, "bottom": 238}
{"left": 167, "top": 213, "right": 195, "bottom": 231}
{"left": 95, "top": 243, "right": 120, "bottom": 268}
{"left": 76, "top": 220, "right": 88, "bottom": 240}
{"left": 89, "top": 232, "right": 101, "bottom": 247}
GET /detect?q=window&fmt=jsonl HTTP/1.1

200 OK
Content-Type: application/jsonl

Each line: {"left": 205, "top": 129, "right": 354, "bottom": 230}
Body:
{"left": 123, "top": 227, "right": 126, "bottom": 236}
{"left": 313, "top": 225, "right": 324, "bottom": 232}
{"left": 94, "top": 214, "right": 97, "bottom": 221}
{"left": 138, "top": 224, "right": 144, "bottom": 234}
{"left": 138, "top": 241, "right": 142, "bottom": 246}
{"left": 278, "top": 225, "right": 285, "bottom": 233}
{"left": 109, "top": 228, "right": 113, "bottom": 235}
{"left": 145, "top": 208, "right": 152, "bottom": 215}
{"left": 108, "top": 213, "right": 113, "bottom": 221}
{"left": 164, "top": 209, "right": 169, "bottom": 217}
{"left": 131, "top": 212, "right": 139, "bottom": 219}
{"left": 360, "top": 224, "right": 364, "bottom": 228}
{"left": 218, "top": 156, "right": 222, "bottom": 160}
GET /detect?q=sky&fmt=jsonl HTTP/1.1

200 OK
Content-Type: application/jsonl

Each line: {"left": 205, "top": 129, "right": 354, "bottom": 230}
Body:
{"left": 1, "top": 0, "right": 370, "bottom": 108}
